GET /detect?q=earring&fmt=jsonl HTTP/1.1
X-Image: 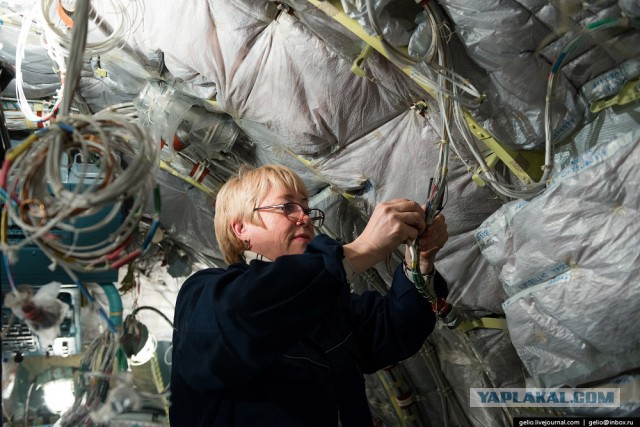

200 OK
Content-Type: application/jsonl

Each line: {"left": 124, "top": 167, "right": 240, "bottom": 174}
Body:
{"left": 243, "top": 239, "right": 251, "bottom": 250}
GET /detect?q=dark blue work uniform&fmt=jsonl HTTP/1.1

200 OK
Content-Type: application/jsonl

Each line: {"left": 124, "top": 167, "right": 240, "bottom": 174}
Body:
{"left": 170, "top": 235, "right": 447, "bottom": 426}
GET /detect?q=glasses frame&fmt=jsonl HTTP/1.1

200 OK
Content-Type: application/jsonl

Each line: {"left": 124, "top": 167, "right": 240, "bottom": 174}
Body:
{"left": 253, "top": 202, "right": 325, "bottom": 227}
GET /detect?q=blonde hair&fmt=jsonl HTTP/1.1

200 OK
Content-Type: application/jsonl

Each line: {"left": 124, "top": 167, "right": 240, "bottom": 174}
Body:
{"left": 214, "top": 164, "right": 309, "bottom": 264}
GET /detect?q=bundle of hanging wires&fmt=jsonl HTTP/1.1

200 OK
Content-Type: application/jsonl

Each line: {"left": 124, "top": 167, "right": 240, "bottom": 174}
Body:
{"left": 0, "top": 112, "right": 160, "bottom": 273}
{"left": 1, "top": 0, "right": 160, "bottom": 271}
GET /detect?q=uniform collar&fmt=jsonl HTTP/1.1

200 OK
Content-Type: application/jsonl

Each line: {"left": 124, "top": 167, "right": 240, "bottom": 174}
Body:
{"left": 242, "top": 250, "right": 273, "bottom": 263}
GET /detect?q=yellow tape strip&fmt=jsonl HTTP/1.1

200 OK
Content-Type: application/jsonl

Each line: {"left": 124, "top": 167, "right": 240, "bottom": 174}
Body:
{"left": 464, "top": 113, "right": 545, "bottom": 184}
{"left": 160, "top": 160, "right": 218, "bottom": 197}
{"left": 590, "top": 79, "right": 640, "bottom": 113}
{"left": 351, "top": 44, "right": 373, "bottom": 78}
{"left": 456, "top": 317, "right": 508, "bottom": 334}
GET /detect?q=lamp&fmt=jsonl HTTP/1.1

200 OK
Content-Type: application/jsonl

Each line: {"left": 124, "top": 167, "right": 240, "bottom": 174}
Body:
{"left": 33, "top": 366, "right": 75, "bottom": 415}
{"left": 43, "top": 378, "right": 75, "bottom": 414}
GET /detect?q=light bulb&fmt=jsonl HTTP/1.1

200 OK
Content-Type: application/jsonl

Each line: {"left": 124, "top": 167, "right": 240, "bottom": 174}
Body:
{"left": 43, "top": 378, "right": 75, "bottom": 414}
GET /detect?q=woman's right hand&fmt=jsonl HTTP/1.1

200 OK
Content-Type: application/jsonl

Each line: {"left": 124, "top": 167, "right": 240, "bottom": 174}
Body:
{"left": 343, "top": 199, "right": 426, "bottom": 273}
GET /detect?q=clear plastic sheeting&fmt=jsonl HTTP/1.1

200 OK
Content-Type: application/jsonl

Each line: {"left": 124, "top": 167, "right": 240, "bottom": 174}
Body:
{"left": 476, "top": 129, "right": 640, "bottom": 387}
{"left": 134, "top": 79, "right": 254, "bottom": 192}
{"left": 80, "top": 50, "right": 164, "bottom": 111}
{"left": 503, "top": 269, "right": 640, "bottom": 387}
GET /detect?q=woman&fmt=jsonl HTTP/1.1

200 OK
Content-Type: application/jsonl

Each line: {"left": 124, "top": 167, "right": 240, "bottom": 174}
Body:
{"left": 170, "top": 164, "right": 449, "bottom": 426}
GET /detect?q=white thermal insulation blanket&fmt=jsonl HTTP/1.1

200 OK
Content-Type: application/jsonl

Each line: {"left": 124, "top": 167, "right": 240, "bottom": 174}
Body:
{"left": 475, "top": 128, "right": 640, "bottom": 387}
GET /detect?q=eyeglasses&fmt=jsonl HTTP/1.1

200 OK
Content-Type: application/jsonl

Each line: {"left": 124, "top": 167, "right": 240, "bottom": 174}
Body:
{"left": 253, "top": 202, "right": 325, "bottom": 227}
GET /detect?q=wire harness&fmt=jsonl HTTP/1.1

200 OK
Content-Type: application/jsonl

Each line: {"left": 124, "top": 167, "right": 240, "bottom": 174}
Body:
{"left": 1, "top": 112, "right": 160, "bottom": 274}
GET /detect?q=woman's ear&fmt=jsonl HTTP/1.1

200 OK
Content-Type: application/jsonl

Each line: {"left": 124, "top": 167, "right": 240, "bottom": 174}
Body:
{"left": 231, "top": 220, "right": 246, "bottom": 240}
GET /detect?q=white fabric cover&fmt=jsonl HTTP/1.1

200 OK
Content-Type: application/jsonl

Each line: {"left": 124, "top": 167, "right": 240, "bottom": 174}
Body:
{"left": 477, "top": 129, "right": 640, "bottom": 387}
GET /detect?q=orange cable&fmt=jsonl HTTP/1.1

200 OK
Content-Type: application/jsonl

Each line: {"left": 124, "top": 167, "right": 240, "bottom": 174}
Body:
{"left": 57, "top": 0, "right": 74, "bottom": 28}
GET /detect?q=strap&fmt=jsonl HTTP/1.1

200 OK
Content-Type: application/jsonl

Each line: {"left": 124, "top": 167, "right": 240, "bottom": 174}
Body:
{"left": 456, "top": 317, "right": 508, "bottom": 333}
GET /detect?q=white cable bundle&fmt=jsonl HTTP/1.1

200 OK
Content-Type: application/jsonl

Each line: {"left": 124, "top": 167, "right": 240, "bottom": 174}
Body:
{"left": 37, "top": 0, "right": 130, "bottom": 58}
{"left": 13, "top": 0, "right": 133, "bottom": 123}
{"left": 1, "top": 112, "right": 159, "bottom": 272}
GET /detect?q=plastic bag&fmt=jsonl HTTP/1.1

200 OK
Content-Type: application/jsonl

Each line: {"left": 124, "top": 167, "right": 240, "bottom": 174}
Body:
{"left": 3, "top": 282, "right": 69, "bottom": 349}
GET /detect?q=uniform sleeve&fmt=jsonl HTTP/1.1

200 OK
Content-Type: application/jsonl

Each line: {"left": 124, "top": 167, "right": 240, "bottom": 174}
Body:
{"left": 347, "top": 265, "right": 448, "bottom": 373}
{"left": 172, "top": 235, "right": 349, "bottom": 392}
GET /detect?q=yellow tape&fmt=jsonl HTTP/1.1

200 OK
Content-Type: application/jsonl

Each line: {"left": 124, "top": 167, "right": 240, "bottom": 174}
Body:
{"left": 351, "top": 44, "right": 374, "bottom": 78}
{"left": 590, "top": 79, "right": 640, "bottom": 113}
{"left": 160, "top": 160, "right": 217, "bottom": 197}
{"left": 456, "top": 317, "right": 508, "bottom": 334}
{"left": 7, "top": 133, "right": 39, "bottom": 162}
{"left": 464, "top": 113, "right": 545, "bottom": 184}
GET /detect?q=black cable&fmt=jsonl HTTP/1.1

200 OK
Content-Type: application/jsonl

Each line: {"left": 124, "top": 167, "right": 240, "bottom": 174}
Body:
{"left": 436, "top": 177, "right": 448, "bottom": 216}
{"left": 0, "top": 101, "right": 11, "bottom": 164}
{"left": 131, "top": 306, "right": 174, "bottom": 328}
{"left": 0, "top": 65, "right": 15, "bottom": 162}
{"left": 0, "top": 63, "right": 15, "bottom": 91}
